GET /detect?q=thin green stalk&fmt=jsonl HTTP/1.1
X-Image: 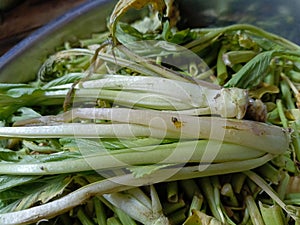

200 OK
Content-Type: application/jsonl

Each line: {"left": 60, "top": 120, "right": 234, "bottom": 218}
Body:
{"left": 77, "top": 207, "right": 96, "bottom": 225}
{"left": 198, "top": 177, "right": 224, "bottom": 222}
{"left": 280, "top": 79, "right": 295, "bottom": 110}
{"left": 243, "top": 170, "right": 298, "bottom": 221}
{"left": 245, "top": 196, "right": 265, "bottom": 225}
{"left": 240, "top": 208, "right": 251, "bottom": 225}
{"left": 167, "top": 208, "right": 187, "bottom": 225}
{"left": 107, "top": 217, "right": 122, "bottom": 225}
{"left": 216, "top": 45, "right": 228, "bottom": 86}
{"left": 188, "top": 24, "right": 300, "bottom": 51}
{"left": 220, "top": 183, "right": 239, "bottom": 207}
{"left": 93, "top": 197, "right": 107, "bottom": 225}
{"left": 188, "top": 192, "right": 203, "bottom": 216}
{"left": 113, "top": 207, "right": 137, "bottom": 225}
{"left": 44, "top": 49, "right": 160, "bottom": 78}
{"left": 223, "top": 51, "right": 258, "bottom": 67}
{"left": 178, "top": 179, "right": 201, "bottom": 201}
{"left": 118, "top": 45, "right": 193, "bottom": 83}
{"left": 150, "top": 184, "right": 165, "bottom": 221}
{"left": 0, "top": 154, "right": 276, "bottom": 225}
{"left": 276, "top": 171, "right": 290, "bottom": 200}
{"left": 284, "top": 193, "right": 300, "bottom": 205}
{"left": 276, "top": 99, "right": 289, "bottom": 128}
{"left": 125, "top": 188, "right": 152, "bottom": 209}
{"left": 246, "top": 178, "right": 261, "bottom": 198}
{"left": 166, "top": 181, "right": 179, "bottom": 203}
{"left": 291, "top": 122, "right": 300, "bottom": 162}
{"left": 162, "top": 198, "right": 185, "bottom": 216}
{"left": 211, "top": 177, "right": 226, "bottom": 223}
{"left": 255, "top": 163, "right": 281, "bottom": 185}
{"left": 231, "top": 173, "right": 247, "bottom": 194}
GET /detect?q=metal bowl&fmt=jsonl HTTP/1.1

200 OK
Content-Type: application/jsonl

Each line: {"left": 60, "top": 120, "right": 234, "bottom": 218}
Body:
{"left": 0, "top": 0, "right": 117, "bottom": 83}
{"left": 1, "top": 0, "right": 300, "bottom": 83}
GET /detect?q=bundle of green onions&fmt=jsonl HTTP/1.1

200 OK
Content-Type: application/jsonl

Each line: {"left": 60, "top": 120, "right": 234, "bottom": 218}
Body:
{"left": 0, "top": 0, "right": 299, "bottom": 224}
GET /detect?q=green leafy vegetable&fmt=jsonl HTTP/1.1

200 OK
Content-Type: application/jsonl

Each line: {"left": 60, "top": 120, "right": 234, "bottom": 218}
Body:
{"left": 0, "top": 0, "right": 299, "bottom": 224}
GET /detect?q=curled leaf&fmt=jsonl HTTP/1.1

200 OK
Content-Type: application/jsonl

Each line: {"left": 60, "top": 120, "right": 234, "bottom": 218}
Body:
{"left": 249, "top": 83, "right": 280, "bottom": 99}
{"left": 109, "top": 0, "right": 166, "bottom": 43}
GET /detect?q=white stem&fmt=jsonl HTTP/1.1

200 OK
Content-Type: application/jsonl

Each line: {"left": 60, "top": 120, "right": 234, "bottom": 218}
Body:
{"left": 77, "top": 75, "right": 248, "bottom": 118}
{"left": 66, "top": 108, "right": 290, "bottom": 154}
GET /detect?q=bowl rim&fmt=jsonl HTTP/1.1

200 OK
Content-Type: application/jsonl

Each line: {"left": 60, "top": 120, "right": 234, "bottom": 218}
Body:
{"left": 0, "top": 0, "right": 116, "bottom": 82}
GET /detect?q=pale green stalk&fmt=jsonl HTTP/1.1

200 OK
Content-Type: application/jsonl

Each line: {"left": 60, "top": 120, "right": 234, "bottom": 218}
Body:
{"left": 162, "top": 199, "right": 185, "bottom": 216}
{"left": 255, "top": 163, "right": 281, "bottom": 184}
{"left": 240, "top": 208, "right": 251, "bottom": 225}
{"left": 5, "top": 108, "right": 291, "bottom": 154}
{"left": 40, "top": 49, "right": 160, "bottom": 78}
{"left": 77, "top": 81, "right": 247, "bottom": 118}
{"left": 113, "top": 207, "right": 137, "bottom": 225}
{"left": 186, "top": 24, "right": 300, "bottom": 51}
{"left": 103, "top": 186, "right": 169, "bottom": 225}
{"left": 220, "top": 183, "right": 239, "bottom": 207}
{"left": 276, "top": 171, "right": 290, "bottom": 200}
{"left": 178, "top": 179, "right": 201, "bottom": 201}
{"left": 167, "top": 208, "right": 186, "bottom": 225}
{"left": 0, "top": 139, "right": 266, "bottom": 175}
{"left": 223, "top": 51, "right": 258, "bottom": 67}
{"left": 125, "top": 188, "right": 152, "bottom": 209}
{"left": 284, "top": 193, "right": 300, "bottom": 205}
{"left": 244, "top": 170, "right": 299, "bottom": 221}
{"left": 77, "top": 207, "right": 95, "bottom": 225}
{"left": 166, "top": 181, "right": 178, "bottom": 203}
{"left": 188, "top": 192, "right": 203, "bottom": 216}
{"left": 107, "top": 217, "right": 122, "bottom": 225}
{"left": 198, "top": 177, "right": 224, "bottom": 222}
{"left": 0, "top": 154, "right": 275, "bottom": 225}
{"left": 231, "top": 173, "right": 247, "bottom": 194}
{"left": 93, "top": 198, "right": 107, "bottom": 225}
{"left": 245, "top": 196, "right": 265, "bottom": 225}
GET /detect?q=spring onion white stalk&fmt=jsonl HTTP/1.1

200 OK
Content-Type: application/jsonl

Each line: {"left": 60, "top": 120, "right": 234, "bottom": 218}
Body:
{"left": 76, "top": 75, "right": 248, "bottom": 118}
{"left": 103, "top": 185, "right": 169, "bottom": 225}
{"left": 8, "top": 108, "right": 291, "bottom": 153}
{"left": 45, "top": 74, "right": 248, "bottom": 117}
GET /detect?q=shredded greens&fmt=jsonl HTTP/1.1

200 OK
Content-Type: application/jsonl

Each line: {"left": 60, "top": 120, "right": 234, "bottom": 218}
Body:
{"left": 0, "top": 0, "right": 299, "bottom": 224}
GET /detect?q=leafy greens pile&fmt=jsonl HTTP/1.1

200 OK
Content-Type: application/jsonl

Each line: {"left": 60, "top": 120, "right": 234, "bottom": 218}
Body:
{"left": 0, "top": 0, "right": 299, "bottom": 224}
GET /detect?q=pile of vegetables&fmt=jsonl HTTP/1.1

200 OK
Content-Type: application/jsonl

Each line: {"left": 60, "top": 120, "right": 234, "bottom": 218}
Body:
{"left": 0, "top": 0, "right": 299, "bottom": 224}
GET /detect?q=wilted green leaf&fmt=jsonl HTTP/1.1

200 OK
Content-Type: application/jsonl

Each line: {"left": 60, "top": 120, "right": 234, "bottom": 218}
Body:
{"left": 0, "top": 175, "right": 72, "bottom": 213}
{"left": 0, "top": 175, "right": 40, "bottom": 192}
{"left": 109, "top": 0, "right": 166, "bottom": 43}
{"left": 162, "top": 20, "right": 197, "bottom": 44}
{"left": 11, "top": 107, "right": 42, "bottom": 123}
{"left": 224, "top": 50, "right": 275, "bottom": 89}
{"left": 183, "top": 210, "right": 224, "bottom": 225}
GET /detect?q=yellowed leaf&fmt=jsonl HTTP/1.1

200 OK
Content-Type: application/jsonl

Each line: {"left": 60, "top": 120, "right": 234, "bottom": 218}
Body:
{"left": 109, "top": 0, "right": 166, "bottom": 42}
